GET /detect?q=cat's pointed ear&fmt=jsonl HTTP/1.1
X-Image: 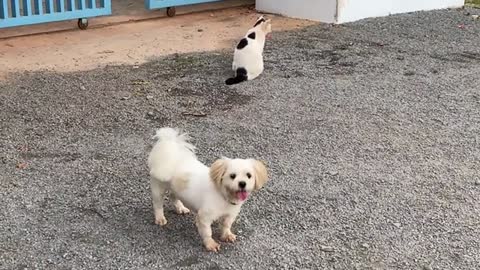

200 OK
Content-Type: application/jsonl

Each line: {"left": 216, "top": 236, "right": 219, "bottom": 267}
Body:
{"left": 254, "top": 15, "right": 266, "bottom": 27}
{"left": 262, "top": 19, "right": 272, "bottom": 32}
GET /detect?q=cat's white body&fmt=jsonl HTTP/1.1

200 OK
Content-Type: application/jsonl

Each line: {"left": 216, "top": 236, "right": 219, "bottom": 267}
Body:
{"left": 226, "top": 16, "right": 272, "bottom": 85}
{"left": 231, "top": 30, "right": 266, "bottom": 81}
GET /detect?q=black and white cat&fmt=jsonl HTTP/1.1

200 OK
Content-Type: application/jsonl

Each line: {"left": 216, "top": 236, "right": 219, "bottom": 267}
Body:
{"left": 225, "top": 16, "right": 272, "bottom": 85}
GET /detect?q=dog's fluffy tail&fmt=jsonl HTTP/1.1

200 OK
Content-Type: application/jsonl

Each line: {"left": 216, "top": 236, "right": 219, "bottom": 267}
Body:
{"left": 152, "top": 127, "right": 195, "bottom": 152}
{"left": 148, "top": 127, "right": 195, "bottom": 182}
{"left": 153, "top": 127, "right": 180, "bottom": 141}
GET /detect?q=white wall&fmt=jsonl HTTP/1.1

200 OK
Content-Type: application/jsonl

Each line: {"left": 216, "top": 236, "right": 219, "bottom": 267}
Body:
{"left": 256, "top": 0, "right": 337, "bottom": 23}
{"left": 337, "top": 0, "right": 464, "bottom": 23}
{"left": 256, "top": 0, "right": 464, "bottom": 24}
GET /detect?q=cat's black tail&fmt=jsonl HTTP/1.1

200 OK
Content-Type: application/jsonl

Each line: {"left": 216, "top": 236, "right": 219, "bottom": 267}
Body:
{"left": 225, "top": 68, "right": 248, "bottom": 85}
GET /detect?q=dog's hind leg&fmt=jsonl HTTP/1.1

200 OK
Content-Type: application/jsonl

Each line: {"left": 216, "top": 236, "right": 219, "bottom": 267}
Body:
{"left": 150, "top": 177, "right": 168, "bottom": 226}
{"left": 170, "top": 174, "right": 191, "bottom": 215}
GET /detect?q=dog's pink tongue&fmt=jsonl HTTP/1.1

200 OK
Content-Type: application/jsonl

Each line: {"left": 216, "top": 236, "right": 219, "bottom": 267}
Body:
{"left": 236, "top": 191, "right": 248, "bottom": 201}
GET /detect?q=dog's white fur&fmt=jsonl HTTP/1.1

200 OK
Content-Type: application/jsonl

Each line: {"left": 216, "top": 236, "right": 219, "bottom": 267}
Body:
{"left": 147, "top": 127, "right": 269, "bottom": 252}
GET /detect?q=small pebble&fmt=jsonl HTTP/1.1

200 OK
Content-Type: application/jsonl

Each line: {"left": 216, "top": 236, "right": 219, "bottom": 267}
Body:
{"left": 423, "top": 265, "right": 433, "bottom": 270}
{"left": 393, "top": 222, "right": 401, "bottom": 228}
{"left": 146, "top": 95, "right": 154, "bottom": 100}
{"left": 320, "top": 245, "right": 334, "bottom": 252}
{"left": 147, "top": 111, "right": 154, "bottom": 116}
{"left": 361, "top": 243, "right": 370, "bottom": 248}
{"left": 474, "top": 180, "right": 480, "bottom": 186}
{"left": 121, "top": 95, "right": 131, "bottom": 100}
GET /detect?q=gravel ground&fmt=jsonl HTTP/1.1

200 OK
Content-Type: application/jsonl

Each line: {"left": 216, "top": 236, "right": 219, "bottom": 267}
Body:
{"left": 1, "top": 8, "right": 480, "bottom": 270}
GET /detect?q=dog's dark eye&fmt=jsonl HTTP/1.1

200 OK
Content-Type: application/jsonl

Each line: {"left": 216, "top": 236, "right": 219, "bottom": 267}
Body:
{"left": 230, "top": 173, "right": 236, "bottom": 179}
{"left": 246, "top": 173, "right": 252, "bottom": 179}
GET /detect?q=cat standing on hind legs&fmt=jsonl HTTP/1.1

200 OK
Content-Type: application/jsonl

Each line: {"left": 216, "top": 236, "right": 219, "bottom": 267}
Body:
{"left": 225, "top": 16, "right": 272, "bottom": 85}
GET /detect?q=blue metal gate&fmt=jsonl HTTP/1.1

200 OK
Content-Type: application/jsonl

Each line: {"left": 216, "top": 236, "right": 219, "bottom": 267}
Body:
{"left": 0, "top": 0, "right": 111, "bottom": 29}
{"left": 145, "top": 0, "right": 221, "bottom": 14}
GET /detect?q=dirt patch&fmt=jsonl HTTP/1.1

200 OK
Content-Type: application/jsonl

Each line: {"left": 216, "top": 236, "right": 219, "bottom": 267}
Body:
{"left": 0, "top": 6, "right": 316, "bottom": 80}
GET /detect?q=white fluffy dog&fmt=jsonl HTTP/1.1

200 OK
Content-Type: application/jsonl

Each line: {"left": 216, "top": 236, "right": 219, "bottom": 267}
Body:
{"left": 147, "top": 127, "right": 269, "bottom": 252}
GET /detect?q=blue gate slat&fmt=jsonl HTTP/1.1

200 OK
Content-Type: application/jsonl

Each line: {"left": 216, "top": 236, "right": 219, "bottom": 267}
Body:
{"left": 0, "top": 0, "right": 8, "bottom": 19}
{"left": 104, "top": 0, "right": 110, "bottom": 10}
{"left": 56, "top": 0, "right": 64, "bottom": 12}
{"left": 0, "top": 6, "right": 110, "bottom": 27}
{"left": 0, "top": 0, "right": 111, "bottom": 28}
{"left": 46, "top": 0, "right": 53, "bottom": 13}
{"left": 1, "top": 0, "right": 222, "bottom": 29}
{"left": 34, "top": 0, "right": 43, "bottom": 15}
{"left": 22, "top": 0, "right": 31, "bottom": 16}
{"left": 12, "top": 0, "right": 20, "bottom": 17}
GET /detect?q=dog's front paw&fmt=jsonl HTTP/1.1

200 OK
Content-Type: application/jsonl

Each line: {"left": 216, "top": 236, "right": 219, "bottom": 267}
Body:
{"left": 155, "top": 216, "right": 168, "bottom": 226}
{"left": 175, "top": 206, "right": 190, "bottom": 215}
{"left": 204, "top": 239, "right": 221, "bottom": 252}
{"left": 220, "top": 233, "right": 237, "bottom": 243}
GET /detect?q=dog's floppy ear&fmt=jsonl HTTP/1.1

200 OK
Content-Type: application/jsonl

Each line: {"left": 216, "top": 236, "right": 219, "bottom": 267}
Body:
{"left": 252, "top": 159, "right": 269, "bottom": 190}
{"left": 210, "top": 158, "right": 228, "bottom": 187}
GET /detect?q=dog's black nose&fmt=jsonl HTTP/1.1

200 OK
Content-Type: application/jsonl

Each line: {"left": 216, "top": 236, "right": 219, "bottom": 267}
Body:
{"left": 238, "top": 181, "right": 246, "bottom": 189}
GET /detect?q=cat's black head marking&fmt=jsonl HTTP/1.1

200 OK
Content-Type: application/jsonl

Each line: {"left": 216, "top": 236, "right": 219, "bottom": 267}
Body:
{"left": 254, "top": 18, "right": 266, "bottom": 27}
{"left": 247, "top": 32, "right": 256, "bottom": 40}
{"left": 237, "top": 38, "right": 248, "bottom": 50}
